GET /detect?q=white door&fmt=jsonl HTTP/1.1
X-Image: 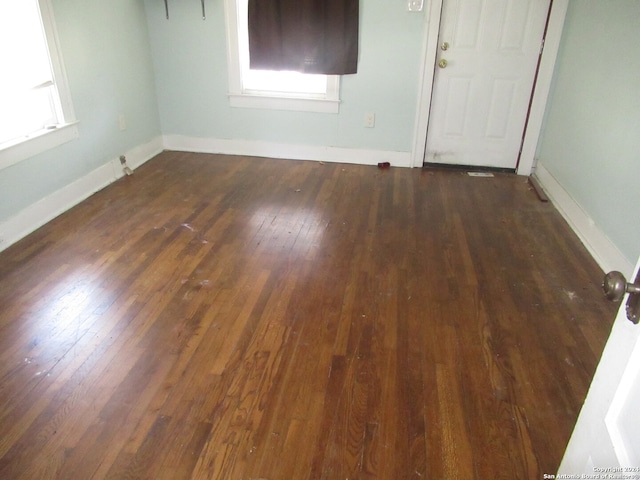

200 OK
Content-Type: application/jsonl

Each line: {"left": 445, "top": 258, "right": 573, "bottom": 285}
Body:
{"left": 559, "top": 258, "right": 640, "bottom": 474}
{"left": 425, "top": 0, "right": 550, "bottom": 170}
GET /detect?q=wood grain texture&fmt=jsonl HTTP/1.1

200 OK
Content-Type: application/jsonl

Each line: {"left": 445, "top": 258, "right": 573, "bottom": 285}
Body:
{"left": 0, "top": 152, "right": 616, "bottom": 479}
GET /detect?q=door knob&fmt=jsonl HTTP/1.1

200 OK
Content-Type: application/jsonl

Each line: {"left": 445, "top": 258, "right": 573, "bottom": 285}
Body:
{"left": 441, "top": 42, "right": 450, "bottom": 51}
{"left": 603, "top": 271, "right": 640, "bottom": 324}
{"left": 603, "top": 271, "right": 640, "bottom": 302}
{"left": 438, "top": 59, "right": 448, "bottom": 69}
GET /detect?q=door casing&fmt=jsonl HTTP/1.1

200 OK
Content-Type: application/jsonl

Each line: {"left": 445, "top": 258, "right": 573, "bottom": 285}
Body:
{"left": 410, "top": 0, "right": 569, "bottom": 175}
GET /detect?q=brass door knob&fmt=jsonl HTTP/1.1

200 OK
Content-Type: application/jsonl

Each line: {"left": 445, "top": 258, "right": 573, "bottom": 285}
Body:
{"left": 438, "top": 59, "right": 448, "bottom": 69}
{"left": 603, "top": 271, "right": 640, "bottom": 302}
{"left": 603, "top": 271, "right": 640, "bottom": 324}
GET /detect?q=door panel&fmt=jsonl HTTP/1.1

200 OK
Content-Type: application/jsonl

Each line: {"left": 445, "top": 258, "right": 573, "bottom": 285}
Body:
{"left": 604, "top": 333, "right": 640, "bottom": 466}
{"left": 559, "top": 258, "right": 640, "bottom": 473}
{"left": 500, "top": 0, "right": 536, "bottom": 51}
{"left": 452, "top": 1, "right": 483, "bottom": 48}
{"left": 425, "top": 0, "right": 550, "bottom": 169}
{"left": 443, "top": 77, "right": 472, "bottom": 136}
{"left": 485, "top": 79, "right": 516, "bottom": 139}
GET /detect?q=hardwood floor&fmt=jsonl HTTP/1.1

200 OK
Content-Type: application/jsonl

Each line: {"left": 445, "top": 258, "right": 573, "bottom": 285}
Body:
{"left": 0, "top": 152, "right": 616, "bottom": 479}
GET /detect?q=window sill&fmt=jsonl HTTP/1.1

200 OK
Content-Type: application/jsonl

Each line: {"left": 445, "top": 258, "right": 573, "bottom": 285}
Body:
{"left": 229, "top": 93, "right": 340, "bottom": 114}
{"left": 0, "top": 122, "right": 79, "bottom": 172}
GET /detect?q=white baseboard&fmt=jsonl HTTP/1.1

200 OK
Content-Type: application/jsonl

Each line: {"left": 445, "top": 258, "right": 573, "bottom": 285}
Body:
{"left": 0, "top": 134, "right": 407, "bottom": 252}
{"left": 163, "top": 135, "right": 412, "bottom": 168}
{"left": 0, "top": 136, "right": 163, "bottom": 252}
{"left": 534, "top": 163, "right": 633, "bottom": 277}
{"left": 109, "top": 136, "right": 164, "bottom": 177}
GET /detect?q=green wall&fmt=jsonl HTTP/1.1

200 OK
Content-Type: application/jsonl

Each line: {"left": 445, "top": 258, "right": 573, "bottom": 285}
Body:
{"left": 3, "top": 0, "right": 637, "bottom": 270}
{"left": 536, "top": 0, "right": 640, "bottom": 264}
{"left": 0, "top": 0, "right": 161, "bottom": 222}
{"left": 143, "top": 0, "right": 426, "bottom": 153}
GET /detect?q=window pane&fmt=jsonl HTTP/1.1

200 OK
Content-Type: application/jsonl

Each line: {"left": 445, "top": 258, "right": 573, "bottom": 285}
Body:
{"left": 0, "top": 0, "right": 53, "bottom": 91}
{"left": 0, "top": 0, "right": 60, "bottom": 145}
{"left": 0, "top": 87, "right": 56, "bottom": 145}
{"left": 237, "top": 0, "right": 328, "bottom": 96}
{"left": 243, "top": 69, "right": 327, "bottom": 95}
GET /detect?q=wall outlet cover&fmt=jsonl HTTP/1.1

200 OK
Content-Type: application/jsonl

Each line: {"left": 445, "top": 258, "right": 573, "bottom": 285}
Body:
{"left": 408, "top": 0, "right": 424, "bottom": 12}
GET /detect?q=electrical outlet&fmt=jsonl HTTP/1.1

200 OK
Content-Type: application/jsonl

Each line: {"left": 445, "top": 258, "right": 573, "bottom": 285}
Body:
{"left": 364, "top": 112, "right": 375, "bottom": 128}
{"left": 118, "top": 114, "right": 127, "bottom": 131}
{"left": 408, "top": 0, "right": 424, "bottom": 11}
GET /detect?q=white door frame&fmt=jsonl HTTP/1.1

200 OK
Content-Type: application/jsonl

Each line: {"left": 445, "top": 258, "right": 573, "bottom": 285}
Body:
{"left": 410, "top": 0, "right": 570, "bottom": 175}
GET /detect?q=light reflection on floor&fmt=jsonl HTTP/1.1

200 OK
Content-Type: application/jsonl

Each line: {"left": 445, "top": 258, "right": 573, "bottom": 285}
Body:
{"left": 247, "top": 206, "right": 327, "bottom": 255}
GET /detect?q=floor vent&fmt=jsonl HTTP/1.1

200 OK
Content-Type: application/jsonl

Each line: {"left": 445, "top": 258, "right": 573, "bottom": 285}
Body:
{"left": 467, "top": 172, "right": 494, "bottom": 177}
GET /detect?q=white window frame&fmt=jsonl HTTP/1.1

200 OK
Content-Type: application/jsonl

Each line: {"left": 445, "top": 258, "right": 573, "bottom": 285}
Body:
{"left": 0, "top": 0, "right": 78, "bottom": 171}
{"left": 223, "top": 0, "right": 341, "bottom": 114}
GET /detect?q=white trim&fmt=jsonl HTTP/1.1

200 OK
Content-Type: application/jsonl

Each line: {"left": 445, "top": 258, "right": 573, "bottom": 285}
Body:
{"left": 228, "top": 94, "right": 340, "bottom": 114}
{"left": 38, "top": 0, "right": 76, "bottom": 123}
{"left": 0, "top": 122, "right": 79, "bottom": 171}
{"left": 533, "top": 163, "right": 633, "bottom": 277}
{"left": 163, "top": 134, "right": 411, "bottom": 167}
{"left": 0, "top": 137, "right": 163, "bottom": 252}
{"left": 223, "top": 0, "right": 242, "bottom": 97}
{"left": 0, "top": 0, "right": 79, "bottom": 172}
{"left": 410, "top": 0, "right": 568, "bottom": 175}
{"left": 410, "top": 0, "right": 442, "bottom": 168}
{"left": 107, "top": 136, "right": 164, "bottom": 177}
{"left": 223, "top": 0, "right": 339, "bottom": 113}
{"left": 517, "top": 0, "right": 569, "bottom": 176}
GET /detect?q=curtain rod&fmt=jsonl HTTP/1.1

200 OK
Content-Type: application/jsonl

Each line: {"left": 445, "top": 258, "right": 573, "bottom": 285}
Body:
{"left": 164, "top": 0, "right": 206, "bottom": 20}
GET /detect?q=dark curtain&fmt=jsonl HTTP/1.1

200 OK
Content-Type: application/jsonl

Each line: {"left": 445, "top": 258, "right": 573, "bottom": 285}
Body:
{"left": 248, "top": 0, "right": 359, "bottom": 75}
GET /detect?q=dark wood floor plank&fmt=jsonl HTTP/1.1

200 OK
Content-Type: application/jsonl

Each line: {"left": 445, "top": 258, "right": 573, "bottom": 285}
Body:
{"left": 0, "top": 152, "right": 617, "bottom": 479}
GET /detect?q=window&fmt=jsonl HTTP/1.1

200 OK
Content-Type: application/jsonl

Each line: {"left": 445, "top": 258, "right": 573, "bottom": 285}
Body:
{"left": 0, "top": 0, "right": 77, "bottom": 170}
{"left": 224, "top": 0, "right": 340, "bottom": 113}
